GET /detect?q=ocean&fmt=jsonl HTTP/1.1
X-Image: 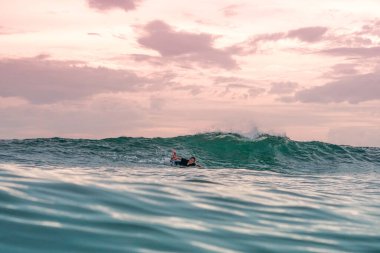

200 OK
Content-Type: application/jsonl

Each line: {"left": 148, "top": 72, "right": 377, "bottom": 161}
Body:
{"left": 0, "top": 132, "right": 379, "bottom": 253}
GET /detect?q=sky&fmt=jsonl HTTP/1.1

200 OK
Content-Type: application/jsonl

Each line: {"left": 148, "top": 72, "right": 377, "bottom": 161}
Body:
{"left": 1, "top": 0, "right": 380, "bottom": 146}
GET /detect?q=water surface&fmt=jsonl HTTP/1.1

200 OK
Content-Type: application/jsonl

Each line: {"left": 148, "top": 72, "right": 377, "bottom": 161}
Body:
{"left": 1, "top": 133, "right": 379, "bottom": 252}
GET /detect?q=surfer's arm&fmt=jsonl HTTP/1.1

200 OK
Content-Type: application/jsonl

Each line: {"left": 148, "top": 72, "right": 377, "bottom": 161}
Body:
{"left": 171, "top": 150, "right": 181, "bottom": 161}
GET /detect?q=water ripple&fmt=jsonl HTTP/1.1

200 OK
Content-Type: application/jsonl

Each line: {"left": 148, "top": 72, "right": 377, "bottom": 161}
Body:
{"left": 0, "top": 164, "right": 379, "bottom": 253}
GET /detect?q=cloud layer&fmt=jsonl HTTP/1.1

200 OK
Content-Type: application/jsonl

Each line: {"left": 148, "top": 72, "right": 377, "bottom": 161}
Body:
{"left": 0, "top": 57, "right": 157, "bottom": 104}
{"left": 2, "top": 1, "right": 380, "bottom": 146}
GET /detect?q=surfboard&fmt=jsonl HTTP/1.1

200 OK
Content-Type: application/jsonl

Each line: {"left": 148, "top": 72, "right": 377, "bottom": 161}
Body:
{"left": 163, "top": 158, "right": 173, "bottom": 166}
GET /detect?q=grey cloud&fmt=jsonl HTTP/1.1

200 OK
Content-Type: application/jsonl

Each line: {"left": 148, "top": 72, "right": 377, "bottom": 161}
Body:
{"left": 0, "top": 57, "right": 165, "bottom": 104}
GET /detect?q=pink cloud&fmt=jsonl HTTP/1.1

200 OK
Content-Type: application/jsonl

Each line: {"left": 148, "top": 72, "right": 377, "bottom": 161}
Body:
{"left": 320, "top": 47, "right": 380, "bottom": 58}
{"left": 239, "top": 26, "right": 328, "bottom": 54}
{"left": 286, "top": 27, "right": 328, "bottom": 42}
{"left": 330, "top": 64, "right": 358, "bottom": 76}
{"left": 128, "top": 54, "right": 166, "bottom": 66}
{"left": 221, "top": 4, "right": 242, "bottom": 17}
{"left": 244, "top": 20, "right": 379, "bottom": 54}
{"left": 218, "top": 83, "right": 265, "bottom": 99}
{"left": 359, "top": 19, "right": 380, "bottom": 37}
{"left": 87, "top": 32, "right": 102, "bottom": 37}
{"left": 0, "top": 95, "right": 149, "bottom": 139}
{"left": 263, "top": 27, "right": 328, "bottom": 44}
{"left": 328, "top": 126, "right": 380, "bottom": 147}
{"left": 242, "top": 32, "right": 284, "bottom": 53}
{"left": 0, "top": 26, "right": 25, "bottom": 36}
{"left": 213, "top": 76, "right": 247, "bottom": 84}
{"left": 320, "top": 20, "right": 380, "bottom": 49}
{"left": 137, "top": 20, "right": 238, "bottom": 69}
{"left": 269, "top": 82, "right": 299, "bottom": 94}
{"left": 0, "top": 56, "right": 168, "bottom": 104}
{"left": 290, "top": 71, "right": 380, "bottom": 104}
{"left": 212, "top": 76, "right": 265, "bottom": 98}
{"left": 247, "top": 87, "right": 265, "bottom": 97}
{"left": 87, "top": 0, "right": 141, "bottom": 12}
{"left": 173, "top": 85, "right": 204, "bottom": 95}
{"left": 321, "top": 64, "right": 359, "bottom": 79}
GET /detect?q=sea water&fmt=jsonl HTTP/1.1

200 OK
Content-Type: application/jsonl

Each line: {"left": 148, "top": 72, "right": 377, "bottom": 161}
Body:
{"left": 0, "top": 132, "right": 379, "bottom": 253}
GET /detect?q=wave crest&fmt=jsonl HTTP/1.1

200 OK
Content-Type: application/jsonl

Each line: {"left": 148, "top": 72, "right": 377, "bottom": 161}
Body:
{"left": 1, "top": 132, "right": 379, "bottom": 173}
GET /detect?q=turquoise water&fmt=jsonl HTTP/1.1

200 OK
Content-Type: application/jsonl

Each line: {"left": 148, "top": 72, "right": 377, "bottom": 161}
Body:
{"left": 1, "top": 132, "right": 379, "bottom": 252}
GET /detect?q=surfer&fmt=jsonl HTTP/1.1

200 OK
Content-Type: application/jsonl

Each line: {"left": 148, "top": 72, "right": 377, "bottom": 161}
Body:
{"left": 170, "top": 150, "right": 198, "bottom": 167}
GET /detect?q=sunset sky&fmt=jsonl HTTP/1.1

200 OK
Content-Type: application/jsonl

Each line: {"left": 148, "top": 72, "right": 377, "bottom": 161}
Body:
{"left": 1, "top": 0, "right": 380, "bottom": 146}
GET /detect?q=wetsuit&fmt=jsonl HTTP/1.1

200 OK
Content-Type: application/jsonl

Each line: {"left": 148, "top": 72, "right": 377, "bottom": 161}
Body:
{"left": 174, "top": 158, "right": 196, "bottom": 167}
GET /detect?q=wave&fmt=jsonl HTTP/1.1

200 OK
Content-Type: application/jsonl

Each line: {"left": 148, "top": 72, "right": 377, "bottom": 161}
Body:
{"left": 0, "top": 132, "right": 379, "bottom": 173}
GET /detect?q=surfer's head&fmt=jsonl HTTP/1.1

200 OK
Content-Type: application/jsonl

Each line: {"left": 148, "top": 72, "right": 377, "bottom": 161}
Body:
{"left": 189, "top": 157, "right": 196, "bottom": 164}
